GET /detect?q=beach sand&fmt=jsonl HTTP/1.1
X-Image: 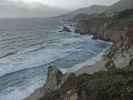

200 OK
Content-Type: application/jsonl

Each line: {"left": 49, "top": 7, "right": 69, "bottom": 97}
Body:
{"left": 76, "top": 58, "right": 107, "bottom": 75}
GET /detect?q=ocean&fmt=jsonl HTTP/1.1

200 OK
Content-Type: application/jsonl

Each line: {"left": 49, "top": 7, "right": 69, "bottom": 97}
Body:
{"left": 0, "top": 18, "right": 110, "bottom": 100}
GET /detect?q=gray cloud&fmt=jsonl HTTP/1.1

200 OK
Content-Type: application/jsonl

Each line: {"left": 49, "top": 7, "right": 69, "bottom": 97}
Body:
{"left": 36, "top": 0, "right": 120, "bottom": 9}
{"left": 0, "top": 0, "right": 120, "bottom": 17}
{"left": 0, "top": 0, "right": 68, "bottom": 18}
{"left": 0, "top": 0, "right": 119, "bottom": 9}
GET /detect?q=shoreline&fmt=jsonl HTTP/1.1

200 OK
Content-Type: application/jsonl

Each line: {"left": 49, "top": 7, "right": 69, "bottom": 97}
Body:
{"left": 24, "top": 40, "right": 111, "bottom": 100}
{"left": 75, "top": 45, "right": 111, "bottom": 75}
{"left": 59, "top": 44, "right": 110, "bottom": 74}
{"left": 76, "top": 57, "right": 106, "bottom": 75}
{"left": 24, "top": 53, "right": 107, "bottom": 100}
{"left": 24, "top": 59, "right": 106, "bottom": 100}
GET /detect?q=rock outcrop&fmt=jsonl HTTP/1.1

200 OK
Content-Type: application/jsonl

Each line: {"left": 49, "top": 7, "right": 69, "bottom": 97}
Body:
{"left": 46, "top": 66, "right": 63, "bottom": 90}
{"left": 24, "top": 66, "right": 64, "bottom": 100}
{"left": 60, "top": 26, "right": 72, "bottom": 32}
{"left": 74, "top": 16, "right": 110, "bottom": 36}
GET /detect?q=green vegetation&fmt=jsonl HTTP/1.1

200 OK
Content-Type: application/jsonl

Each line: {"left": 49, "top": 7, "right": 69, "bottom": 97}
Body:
{"left": 105, "top": 9, "right": 133, "bottom": 29}
{"left": 77, "top": 66, "right": 133, "bottom": 100}
{"left": 117, "top": 9, "right": 133, "bottom": 19}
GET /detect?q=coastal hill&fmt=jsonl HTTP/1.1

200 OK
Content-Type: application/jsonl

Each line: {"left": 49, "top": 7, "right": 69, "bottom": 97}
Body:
{"left": 58, "top": 0, "right": 133, "bottom": 21}
{"left": 69, "top": 5, "right": 108, "bottom": 15}
{"left": 56, "top": 5, "right": 108, "bottom": 21}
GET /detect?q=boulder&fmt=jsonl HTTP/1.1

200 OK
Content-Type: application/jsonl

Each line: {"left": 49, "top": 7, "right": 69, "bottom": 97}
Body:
{"left": 60, "top": 26, "right": 72, "bottom": 32}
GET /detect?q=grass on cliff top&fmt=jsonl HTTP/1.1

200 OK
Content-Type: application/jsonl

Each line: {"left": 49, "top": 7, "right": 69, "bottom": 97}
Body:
{"left": 106, "top": 9, "right": 133, "bottom": 29}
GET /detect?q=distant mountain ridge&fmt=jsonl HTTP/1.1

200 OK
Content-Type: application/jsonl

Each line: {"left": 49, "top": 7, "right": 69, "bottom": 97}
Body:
{"left": 58, "top": 0, "right": 133, "bottom": 21}
{"left": 67, "top": 5, "right": 108, "bottom": 16}
{"left": 57, "top": 5, "right": 108, "bottom": 20}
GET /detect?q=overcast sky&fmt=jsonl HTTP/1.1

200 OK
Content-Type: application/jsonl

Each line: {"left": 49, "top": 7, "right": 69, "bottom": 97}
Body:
{"left": 5, "top": 0, "right": 119, "bottom": 9}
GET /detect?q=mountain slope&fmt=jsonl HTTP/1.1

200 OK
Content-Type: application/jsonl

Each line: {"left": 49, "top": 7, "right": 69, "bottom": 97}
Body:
{"left": 59, "top": 0, "right": 133, "bottom": 20}
{"left": 108, "top": 0, "right": 133, "bottom": 12}
{"left": 68, "top": 5, "right": 108, "bottom": 15}
{"left": 57, "top": 5, "right": 108, "bottom": 20}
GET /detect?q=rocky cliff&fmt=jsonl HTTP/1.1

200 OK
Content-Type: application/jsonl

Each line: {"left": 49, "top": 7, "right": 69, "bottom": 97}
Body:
{"left": 74, "top": 8, "right": 133, "bottom": 69}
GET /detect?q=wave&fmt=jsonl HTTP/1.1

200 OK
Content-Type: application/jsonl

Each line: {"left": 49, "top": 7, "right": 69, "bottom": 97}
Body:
{"left": 0, "top": 19, "right": 110, "bottom": 100}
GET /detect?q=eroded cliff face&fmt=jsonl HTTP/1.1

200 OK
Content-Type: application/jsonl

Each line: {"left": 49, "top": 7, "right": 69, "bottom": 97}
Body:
{"left": 75, "top": 16, "right": 110, "bottom": 37}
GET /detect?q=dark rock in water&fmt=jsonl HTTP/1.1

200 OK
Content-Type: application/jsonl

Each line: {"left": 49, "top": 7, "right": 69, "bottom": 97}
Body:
{"left": 60, "top": 26, "right": 72, "bottom": 32}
